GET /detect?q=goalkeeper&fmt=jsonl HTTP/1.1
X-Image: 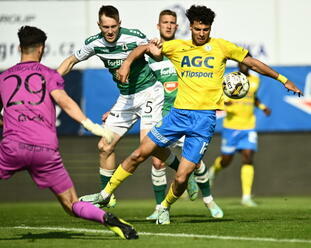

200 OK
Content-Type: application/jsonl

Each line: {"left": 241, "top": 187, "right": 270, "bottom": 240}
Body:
{"left": 0, "top": 26, "right": 137, "bottom": 240}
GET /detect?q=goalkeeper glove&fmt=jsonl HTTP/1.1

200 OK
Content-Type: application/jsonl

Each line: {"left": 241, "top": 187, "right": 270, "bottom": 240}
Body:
{"left": 81, "top": 119, "right": 114, "bottom": 144}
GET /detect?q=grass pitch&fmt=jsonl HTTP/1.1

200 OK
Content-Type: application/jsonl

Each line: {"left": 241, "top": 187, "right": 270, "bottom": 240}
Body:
{"left": 0, "top": 197, "right": 310, "bottom": 248}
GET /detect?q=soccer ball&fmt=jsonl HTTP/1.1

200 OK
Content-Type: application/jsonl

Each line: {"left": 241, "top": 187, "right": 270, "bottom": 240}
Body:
{"left": 222, "top": 71, "right": 250, "bottom": 99}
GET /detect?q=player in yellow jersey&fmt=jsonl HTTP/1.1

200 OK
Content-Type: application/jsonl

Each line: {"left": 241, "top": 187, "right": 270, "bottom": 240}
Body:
{"left": 208, "top": 62, "right": 271, "bottom": 207}
{"left": 89, "top": 5, "right": 302, "bottom": 225}
{"left": 145, "top": 9, "right": 223, "bottom": 220}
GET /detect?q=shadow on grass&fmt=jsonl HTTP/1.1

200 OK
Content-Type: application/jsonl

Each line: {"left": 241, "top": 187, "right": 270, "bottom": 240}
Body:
{"left": 0, "top": 231, "right": 119, "bottom": 241}
{"left": 184, "top": 218, "right": 234, "bottom": 224}
{"left": 127, "top": 216, "right": 235, "bottom": 224}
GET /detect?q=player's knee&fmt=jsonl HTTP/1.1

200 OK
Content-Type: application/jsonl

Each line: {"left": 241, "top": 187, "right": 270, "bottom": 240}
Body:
{"left": 130, "top": 148, "right": 148, "bottom": 163}
{"left": 175, "top": 173, "right": 188, "bottom": 185}
{"left": 152, "top": 157, "right": 165, "bottom": 170}
{"left": 98, "top": 140, "right": 115, "bottom": 155}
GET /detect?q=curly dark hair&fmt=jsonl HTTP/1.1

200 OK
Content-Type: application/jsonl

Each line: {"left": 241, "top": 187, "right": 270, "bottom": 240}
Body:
{"left": 185, "top": 5, "right": 215, "bottom": 25}
{"left": 18, "top": 26, "right": 47, "bottom": 50}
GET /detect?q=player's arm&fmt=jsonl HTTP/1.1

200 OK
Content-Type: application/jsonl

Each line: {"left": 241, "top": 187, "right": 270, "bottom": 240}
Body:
{"left": 241, "top": 55, "right": 302, "bottom": 96}
{"left": 57, "top": 55, "right": 80, "bottom": 76}
{"left": 51, "top": 89, "right": 114, "bottom": 143}
{"left": 117, "top": 44, "right": 150, "bottom": 83}
{"left": 118, "top": 41, "right": 163, "bottom": 82}
{"left": 255, "top": 97, "right": 271, "bottom": 116}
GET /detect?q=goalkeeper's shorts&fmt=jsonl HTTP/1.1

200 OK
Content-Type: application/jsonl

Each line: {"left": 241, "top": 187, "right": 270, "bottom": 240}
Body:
{"left": 0, "top": 139, "right": 73, "bottom": 194}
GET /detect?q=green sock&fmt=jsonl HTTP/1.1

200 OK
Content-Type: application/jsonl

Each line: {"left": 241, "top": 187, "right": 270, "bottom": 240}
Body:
{"left": 99, "top": 168, "right": 115, "bottom": 190}
{"left": 153, "top": 184, "right": 167, "bottom": 204}
{"left": 197, "top": 182, "right": 211, "bottom": 197}
{"left": 100, "top": 174, "right": 111, "bottom": 189}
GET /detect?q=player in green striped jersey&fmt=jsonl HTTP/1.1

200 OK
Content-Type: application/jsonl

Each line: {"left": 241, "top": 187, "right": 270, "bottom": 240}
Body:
{"left": 145, "top": 10, "right": 223, "bottom": 220}
{"left": 57, "top": 5, "right": 180, "bottom": 207}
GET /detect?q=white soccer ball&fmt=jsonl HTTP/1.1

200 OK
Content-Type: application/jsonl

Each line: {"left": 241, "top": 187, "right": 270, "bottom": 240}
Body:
{"left": 222, "top": 71, "right": 250, "bottom": 99}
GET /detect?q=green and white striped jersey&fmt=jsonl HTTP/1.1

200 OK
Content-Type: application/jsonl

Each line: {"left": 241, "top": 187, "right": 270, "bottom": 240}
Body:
{"left": 148, "top": 56, "right": 178, "bottom": 116}
{"left": 75, "top": 27, "right": 157, "bottom": 95}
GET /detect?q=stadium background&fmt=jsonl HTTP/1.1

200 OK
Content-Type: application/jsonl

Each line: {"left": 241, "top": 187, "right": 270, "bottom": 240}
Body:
{"left": 0, "top": 0, "right": 310, "bottom": 201}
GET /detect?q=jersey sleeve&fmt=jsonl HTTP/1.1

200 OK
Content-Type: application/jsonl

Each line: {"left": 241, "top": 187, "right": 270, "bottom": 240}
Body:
{"left": 135, "top": 31, "right": 148, "bottom": 46}
{"left": 48, "top": 70, "right": 65, "bottom": 93}
{"left": 137, "top": 37, "right": 148, "bottom": 46}
{"left": 74, "top": 42, "right": 95, "bottom": 61}
{"left": 161, "top": 40, "right": 177, "bottom": 57}
{"left": 129, "top": 29, "right": 148, "bottom": 46}
{"left": 217, "top": 39, "right": 248, "bottom": 62}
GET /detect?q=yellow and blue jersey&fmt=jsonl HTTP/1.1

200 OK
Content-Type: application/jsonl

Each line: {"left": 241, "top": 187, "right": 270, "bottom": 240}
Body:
{"left": 162, "top": 38, "right": 248, "bottom": 110}
{"left": 223, "top": 74, "right": 260, "bottom": 130}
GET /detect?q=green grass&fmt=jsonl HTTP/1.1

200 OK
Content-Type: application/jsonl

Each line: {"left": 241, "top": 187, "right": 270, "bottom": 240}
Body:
{"left": 0, "top": 197, "right": 311, "bottom": 248}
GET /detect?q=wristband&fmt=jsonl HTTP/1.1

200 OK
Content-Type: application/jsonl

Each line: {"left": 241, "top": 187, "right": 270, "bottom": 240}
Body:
{"left": 277, "top": 74, "right": 288, "bottom": 84}
{"left": 258, "top": 103, "right": 267, "bottom": 110}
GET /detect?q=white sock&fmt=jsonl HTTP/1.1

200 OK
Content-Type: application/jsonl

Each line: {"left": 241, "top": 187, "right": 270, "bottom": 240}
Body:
{"left": 99, "top": 168, "right": 115, "bottom": 177}
{"left": 203, "top": 195, "right": 214, "bottom": 205}
{"left": 100, "top": 190, "right": 110, "bottom": 200}
{"left": 242, "top": 194, "right": 251, "bottom": 201}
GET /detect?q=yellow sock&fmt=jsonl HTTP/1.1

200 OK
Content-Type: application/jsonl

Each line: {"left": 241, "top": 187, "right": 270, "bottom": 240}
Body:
{"left": 241, "top": 164, "right": 254, "bottom": 196}
{"left": 213, "top": 156, "right": 223, "bottom": 172}
{"left": 104, "top": 165, "right": 132, "bottom": 194}
{"left": 161, "top": 184, "right": 179, "bottom": 208}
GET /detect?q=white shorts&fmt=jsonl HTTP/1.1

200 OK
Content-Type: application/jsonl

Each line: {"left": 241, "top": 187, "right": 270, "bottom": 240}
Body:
{"left": 104, "top": 81, "right": 164, "bottom": 136}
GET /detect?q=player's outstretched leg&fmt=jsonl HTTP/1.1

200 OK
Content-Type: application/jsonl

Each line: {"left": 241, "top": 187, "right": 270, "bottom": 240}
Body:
{"left": 72, "top": 201, "right": 138, "bottom": 240}
{"left": 104, "top": 212, "right": 138, "bottom": 240}
{"left": 57, "top": 187, "right": 138, "bottom": 240}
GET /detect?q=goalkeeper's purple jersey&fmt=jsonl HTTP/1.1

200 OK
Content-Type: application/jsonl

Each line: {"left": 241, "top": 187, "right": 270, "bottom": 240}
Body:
{"left": 0, "top": 61, "right": 64, "bottom": 150}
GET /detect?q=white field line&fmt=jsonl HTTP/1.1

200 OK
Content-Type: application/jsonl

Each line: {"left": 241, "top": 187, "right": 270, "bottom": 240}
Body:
{"left": 6, "top": 226, "right": 311, "bottom": 244}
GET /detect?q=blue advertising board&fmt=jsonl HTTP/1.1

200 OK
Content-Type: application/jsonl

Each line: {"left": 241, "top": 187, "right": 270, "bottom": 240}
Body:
{"left": 216, "top": 66, "right": 311, "bottom": 132}
{"left": 80, "top": 66, "right": 311, "bottom": 135}
{"left": 57, "top": 70, "right": 83, "bottom": 135}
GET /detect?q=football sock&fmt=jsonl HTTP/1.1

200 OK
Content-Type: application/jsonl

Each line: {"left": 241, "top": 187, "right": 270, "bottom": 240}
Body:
{"left": 203, "top": 195, "right": 214, "bottom": 205}
{"left": 72, "top": 201, "right": 105, "bottom": 224}
{"left": 151, "top": 167, "right": 167, "bottom": 204}
{"left": 241, "top": 164, "right": 254, "bottom": 197}
{"left": 102, "top": 165, "right": 132, "bottom": 195}
{"left": 194, "top": 161, "right": 211, "bottom": 197}
{"left": 161, "top": 184, "right": 179, "bottom": 208}
{"left": 165, "top": 153, "right": 179, "bottom": 171}
{"left": 99, "top": 168, "right": 115, "bottom": 189}
{"left": 212, "top": 156, "right": 223, "bottom": 172}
